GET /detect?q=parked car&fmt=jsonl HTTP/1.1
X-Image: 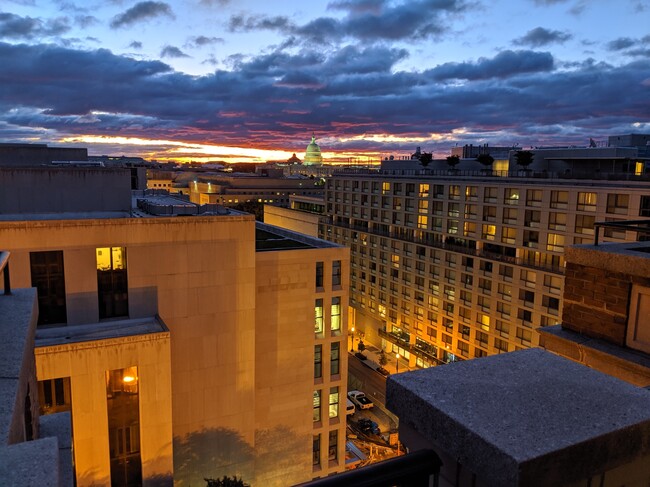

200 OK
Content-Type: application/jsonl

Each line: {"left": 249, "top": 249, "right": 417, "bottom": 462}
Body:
{"left": 346, "top": 399, "right": 355, "bottom": 416}
{"left": 357, "top": 418, "right": 380, "bottom": 435}
{"left": 348, "top": 390, "right": 374, "bottom": 410}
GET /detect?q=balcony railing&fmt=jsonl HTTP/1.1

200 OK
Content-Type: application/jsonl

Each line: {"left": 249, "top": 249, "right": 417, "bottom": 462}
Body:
{"left": 594, "top": 219, "right": 650, "bottom": 245}
{"left": 321, "top": 218, "right": 564, "bottom": 275}
{"left": 378, "top": 329, "right": 445, "bottom": 366}
{"left": 299, "top": 449, "right": 441, "bottom": 487}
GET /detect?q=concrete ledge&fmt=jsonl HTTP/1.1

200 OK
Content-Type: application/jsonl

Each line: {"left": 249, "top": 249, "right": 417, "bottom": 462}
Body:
{"left": 40, "top": 413, "right": 73, "bottom": 487}
{"left": 387, "top": 349, "right": 650, "bottom": 487}
{"left": 0, "top": 436, "right": 60, "bottom": 486}
{"left": 566, "top": 242, "right": 650, "bottom": 278}
{"left": 539, "top": 325, "right": 650, "bottom": 387}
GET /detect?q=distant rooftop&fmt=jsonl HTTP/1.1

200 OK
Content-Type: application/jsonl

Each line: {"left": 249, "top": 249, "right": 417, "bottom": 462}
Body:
{"left": 255, "top": 222, "right": 342, "bottom": 252}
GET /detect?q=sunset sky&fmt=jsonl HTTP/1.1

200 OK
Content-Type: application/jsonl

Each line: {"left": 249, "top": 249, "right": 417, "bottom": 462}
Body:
{"left": 1, "top": 0, "right": 648, "bottom": 163}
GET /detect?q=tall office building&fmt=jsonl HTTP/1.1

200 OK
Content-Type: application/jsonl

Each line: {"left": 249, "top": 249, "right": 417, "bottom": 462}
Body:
{"left": 0, "top": 164, "right": 349, "bottom": 486}
{"left": 320, "top": 143, "right": 649, "bottom": 368}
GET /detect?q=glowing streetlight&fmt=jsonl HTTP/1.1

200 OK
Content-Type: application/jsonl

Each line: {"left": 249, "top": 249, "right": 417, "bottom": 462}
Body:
{"left": 350, "top": 326, "right": 355, "bottom": 351}
{"left": 396, "top": 353, "right": 400, "bottom": 374}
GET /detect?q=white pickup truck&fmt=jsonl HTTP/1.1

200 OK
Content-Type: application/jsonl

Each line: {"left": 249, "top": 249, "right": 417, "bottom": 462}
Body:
{"left": 348, "top": 390, "right": 374, "bottom": 410}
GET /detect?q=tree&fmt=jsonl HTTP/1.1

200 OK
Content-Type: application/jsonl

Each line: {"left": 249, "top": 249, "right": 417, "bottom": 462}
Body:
{"left": 419, "top": 152, "right": 433, "bottom": 167}
{"left": 445, "top": 155, "right": 460, "bottom": 169}
{"left": 205, "top": 476, "right": 249, "bottom": 487}
{"left": 378, "top": 350, "right": 388, "bottom": 367}
{"left": 476, "top": 153, "right": 494, "bottom": 168}
{"left": 514, "top": 150, "right": 534, "bottom": 169}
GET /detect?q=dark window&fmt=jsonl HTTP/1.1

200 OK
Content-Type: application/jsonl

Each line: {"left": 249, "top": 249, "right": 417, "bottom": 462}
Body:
{"left": 313, "top": 434, "right": 321, "bottom": 466}
{"left": 314, "top": 345, "right": 322, "bottom": 379}
{"left": 332, "top": 260, "right": 342, "bottom": 287}
{"left": 330, "top": 342, "right": 340, "bottom": 376}
{"left": 30, "top": 250, "right": 67, "bottom": 325}
{"left": 328, "top": 430, "right": 338, "bottom": 461}
{"left": 316, "top": 261, "right": 324, "bottom": 288}
{"left": 96, "top": 247, "right": 129, "bottom": 320}
{"left": 640, "top": 195, "right": 650, "bottom": 217}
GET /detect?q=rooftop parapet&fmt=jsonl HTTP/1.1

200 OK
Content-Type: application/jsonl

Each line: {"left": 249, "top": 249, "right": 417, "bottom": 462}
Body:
{"left": 386, "top": 349, "right": 650, "bottom": 487}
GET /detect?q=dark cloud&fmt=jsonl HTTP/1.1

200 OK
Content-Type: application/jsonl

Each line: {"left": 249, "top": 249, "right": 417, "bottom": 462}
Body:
{"left": 129, "top": 41, "right": 143, "bottom": 49}
{"left": 110, "top": 1, "right": 174, "bottom": 29}
{"left": 430, "top": 50, "right": 554, "bottom": 81}
{"left": 186, "top": 35, "right": 224, "bottom": 48}
{"left": 514, "top": 27, "right": 572, "bottom": 47}
{"left": 532, "top": 0, "right": 570, "bottom": 4}
{"left": 229, "top": 0, "right": 471, "bottom": 43}
{"left": 0, "top": 41, "right": 647, "bottom": 156}
{"left": 606, "top": 36, "right": 650, "bottom": 57}
{"left": 607, "top": 37, "right": 635, "bottom": 51}
{"left": 75, "top": 15, "right": 99, "bottom": 28}
{"left": 199, "top": 0, "right": 231, "bottom": 5}
{"left": 228, "top": 14, "right": 293, "bottom": 32}
{"left": 161, "top": 45, "right": 190, "bottom": 58}
{"left": 327, "top": 0, "right": 386, "bottom": 14}
{"left": 0, "top": 12, "right": 71, "bottom": 39}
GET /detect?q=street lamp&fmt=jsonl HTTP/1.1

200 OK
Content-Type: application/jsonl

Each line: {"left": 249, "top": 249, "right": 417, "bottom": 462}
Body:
{"left": 395, "top": 353, "right": 400, "bottom": 374}
{"left": 350, "top": 326, "right": 355, "bottom": 352}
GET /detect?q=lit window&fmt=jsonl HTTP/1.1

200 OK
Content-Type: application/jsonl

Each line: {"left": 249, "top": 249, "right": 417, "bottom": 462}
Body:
{"left": 313, "top": 390, "right": 321, "bottom": 422}
{"left": 482, "top": 224, "right": 496, "bottom": 240}
{"left": 577, "top": 193, "right": 597, "bottom": 211}
{"left": 329, "top": 386, "right": 339, "bottom": 418}
{"left": 606, "top": 194, "right": 629, "bottom": 214}
{"left": 331, "top": 297, "right": 341, "bottom": 333}
{"left": 550, "top": 191, "right": 568, "bottom": 209}
{"left": 546, "top": 233, "right": 565, "bottom": 252}
{"left": 315, "top": 299, "right": 324, "bottom": 334}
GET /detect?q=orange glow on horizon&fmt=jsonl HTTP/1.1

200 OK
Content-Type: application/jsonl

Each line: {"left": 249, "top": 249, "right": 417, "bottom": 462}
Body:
{"left": 59, "top": 134, "right": 384, "bottom": 164}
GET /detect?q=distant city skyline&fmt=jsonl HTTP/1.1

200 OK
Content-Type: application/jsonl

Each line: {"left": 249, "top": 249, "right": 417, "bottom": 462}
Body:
{"left": 1, "top": 0, "right": 648, "bottom": 163}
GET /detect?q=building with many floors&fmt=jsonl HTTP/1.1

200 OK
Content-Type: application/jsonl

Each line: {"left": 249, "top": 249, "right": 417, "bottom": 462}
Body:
{"left": 0, "top": 165, "right": 349, "bottom": 486}
{"left": 319, "top": 143, "right": 650, "bottom": 368}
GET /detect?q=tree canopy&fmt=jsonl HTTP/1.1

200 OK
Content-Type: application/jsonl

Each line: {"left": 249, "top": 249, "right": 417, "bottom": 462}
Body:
{"left": 445, "top": 155, "right": 460, "bottom": 168}
{"left": 476, "top": 153, "right": 494, "bottom": 167}
{"left": 514, "top": 150, "right": 534, "bottom": 168}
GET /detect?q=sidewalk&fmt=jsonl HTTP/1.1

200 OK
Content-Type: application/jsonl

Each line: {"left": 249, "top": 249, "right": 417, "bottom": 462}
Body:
{"left": 350, "top": 336, "right": 408, "bottom": 375}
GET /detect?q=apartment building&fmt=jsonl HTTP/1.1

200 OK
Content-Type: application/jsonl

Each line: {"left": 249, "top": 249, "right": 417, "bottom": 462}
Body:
{"left": 0, "top": 166, "right": 349, "bottom": 486}
{"left": 320, "top": 167, "right": 649, "bottom": 368}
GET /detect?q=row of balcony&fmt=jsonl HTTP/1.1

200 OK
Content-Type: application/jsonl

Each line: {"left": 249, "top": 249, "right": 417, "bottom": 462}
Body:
{"left": 322, "top": 219, "right": 564, "bottom": 275}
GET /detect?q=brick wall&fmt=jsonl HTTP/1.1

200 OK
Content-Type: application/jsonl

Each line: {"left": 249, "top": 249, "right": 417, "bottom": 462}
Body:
{"left": 561, "top": 263, "right": 632, "bottom": 345}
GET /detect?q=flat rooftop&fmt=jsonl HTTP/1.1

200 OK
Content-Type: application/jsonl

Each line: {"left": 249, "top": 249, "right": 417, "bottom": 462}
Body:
{"left": 35, "top": 316, "right": 168, "bottom": 347}
{"left": 387, "top": 348, "right": 650, "bottom": 487}
{"left": 255, "top": 222, "right": 342, "bottom": 252}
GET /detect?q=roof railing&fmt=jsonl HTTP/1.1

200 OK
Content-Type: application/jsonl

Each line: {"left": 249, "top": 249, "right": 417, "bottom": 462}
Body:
{"left": 0, "top": 251, "right": 11, "bottom": 295}
{"left": 297, "top": 448, "right": 442, "bottom": 487}
{"left": 593, "top": 220, "right": 650, "bottom": 245}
